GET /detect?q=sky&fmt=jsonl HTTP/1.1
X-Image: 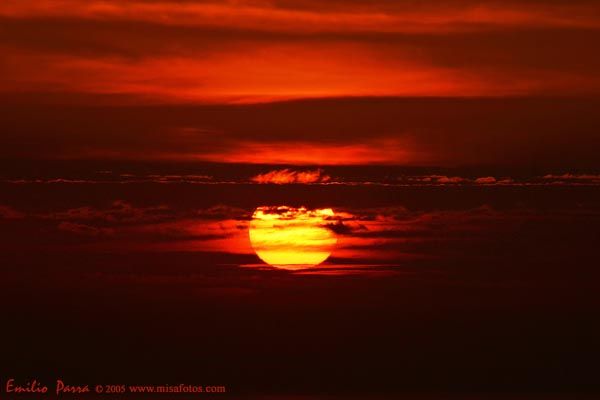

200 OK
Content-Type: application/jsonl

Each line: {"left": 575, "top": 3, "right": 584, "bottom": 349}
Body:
{"left": 1, "top": 0, "right": 600, "bottom": 167}
{"left": 2, "top": 0, "right": 600, "bottom": 101}
{"left": 2, "top": 1, "right": 600, "bottom": 398}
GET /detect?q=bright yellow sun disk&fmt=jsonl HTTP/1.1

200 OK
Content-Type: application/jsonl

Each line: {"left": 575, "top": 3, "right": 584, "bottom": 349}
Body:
{"left": 249, "top": 206, "right": 337, "bottom": 269}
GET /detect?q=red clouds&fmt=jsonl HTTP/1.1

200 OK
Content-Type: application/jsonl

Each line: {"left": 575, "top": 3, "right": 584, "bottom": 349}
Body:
{"left": 251, "top": 169, "right": 330, "bottom": 184}
{"left": 2, "top": 1, "right": 599, "bottom": 33}
{"left": 205, "top": 140, "right": 416, "bottom": 165}
{"left": 1, "top": 0, "right": 600, "bottom": 103}
{"left": 1, "top": 1, "right": 600, "bottom": 166}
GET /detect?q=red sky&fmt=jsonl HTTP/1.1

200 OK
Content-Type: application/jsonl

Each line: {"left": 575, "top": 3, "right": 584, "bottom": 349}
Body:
{"left": 2, "top": 0, "right": 600, "bottom": 101}
{"left": 3, "top": 3, "right": 600, "bottom": 394}
{"left": 1, "top": 0, "right": 599, "bottom": 166}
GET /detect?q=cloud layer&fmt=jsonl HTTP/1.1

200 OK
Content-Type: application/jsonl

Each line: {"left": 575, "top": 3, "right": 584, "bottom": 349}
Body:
{"left": 1, "top": 1, "right": 599, "bottom": 168}
{"left": 1, "top": 0, "right": 600, "bottom": 102}
{"left": 3, "top": 98, "right": 600, "bottom": 168}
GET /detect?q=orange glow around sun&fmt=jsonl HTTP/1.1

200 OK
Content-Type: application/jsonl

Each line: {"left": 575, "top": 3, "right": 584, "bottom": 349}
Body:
{"left": 249, "top": 206, "right": 337, "bottom": 269}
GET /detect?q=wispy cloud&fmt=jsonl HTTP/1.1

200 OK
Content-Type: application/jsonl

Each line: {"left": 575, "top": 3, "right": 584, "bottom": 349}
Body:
{"left": 542, "top": 173, "right": 600, "bottom": 183}
{"left": 2, "top": 1, "right": 598, "bottom": 33}
{"left": 251, "top": 168, "right": 330, "bottom": 184}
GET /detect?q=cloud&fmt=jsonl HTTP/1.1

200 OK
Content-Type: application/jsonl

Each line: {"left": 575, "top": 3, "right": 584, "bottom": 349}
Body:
{"left": 2, "top": 1, "right": 600, "bottom": 104}
{"left": 1, "top": 46, "right": 518, "bottom": 103}
{"left": 2, "top": 2, "right": 600, "bottom": 169}
{"left": 542, "top": 173, "right": 600, "bottom": 183}
{"left": 325, "top": 221, "right": 359, "bottom": 235}
{"left": 2, "top": 97, "right": 600, "bottom": 168}
{"left": 195, "top": 205, "right": 250, "bottom": 220}
{"left": 251, "top": 168, "right": 330, "bottom": 184}
{"left": 410, "top": 175, "right": 491, "bottom": 184}
{"left": 0, "top": 205, "right": 24, "bottom": 219}
{"left": 47, "top": 200, "right": 171, "bottom": 223}
{"left": 475, "top": 176, "right": 497, "bottom": 184}
{"left": 4, "top": 174, "right": 213, "bottom": 184}
{"left": 207, "top": 139, "right": 416, "bottom": 165}
{"left": 320, "top": 205, "right": 509, "bottom": 260}
{"left": 25, "top": 202, "right": 254, "bottom": 252}
{"left": 58, "top": 221, "right": 114, "bottom": 236}
{"left": 143, "top": 174, "right": 212, "bottom": 183}
{"left": 436, "top": 175, "right": 467, "bottom": 184}
{"left": 2, "top": 1, "right": 598, "bottom": 34}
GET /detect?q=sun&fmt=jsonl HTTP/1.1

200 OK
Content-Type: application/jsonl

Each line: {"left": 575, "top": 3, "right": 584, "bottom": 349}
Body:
{"left": 249, "top": 206, "right": 337, "bottom": 269}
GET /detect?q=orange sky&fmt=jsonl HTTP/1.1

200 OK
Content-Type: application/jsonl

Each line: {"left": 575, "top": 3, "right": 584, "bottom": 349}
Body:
{"left": 1, "top": 0, "right": 600, "bottom": 166}
{"left": 1, "top": 0, "right": 600, "bottom": 103}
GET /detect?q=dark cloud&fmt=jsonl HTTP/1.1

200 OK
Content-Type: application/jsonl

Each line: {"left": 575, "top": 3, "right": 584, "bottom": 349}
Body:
{"left": 45, "top": 200, "right": 172, "bottom": 224}
{"left": 0, "top": 205, "right": 24, "bottom": 219}
{"left": 2, "top": 97, "right": 600, "bottom": 169}
{"left": 0, "top": 17, "right": 258, "bottom": 59}
{"left": 268, "top": 0, "right": 600, "bottom": 12}
{"left": 2, "top": 17, "right": 599, "bottom": 70}
{"left": 325, "top": 220, "right": 363, "bottom": 235}
{"left": 195, "top": 204, "right": 250, "bottom": 220}
{"left": 57, "top": 221, "right": 115, "bottom": 236}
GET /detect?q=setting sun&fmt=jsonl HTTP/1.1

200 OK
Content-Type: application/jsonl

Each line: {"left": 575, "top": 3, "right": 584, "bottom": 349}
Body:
{"left": 249, "top": 206, "right": 337, "bottom": 269}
